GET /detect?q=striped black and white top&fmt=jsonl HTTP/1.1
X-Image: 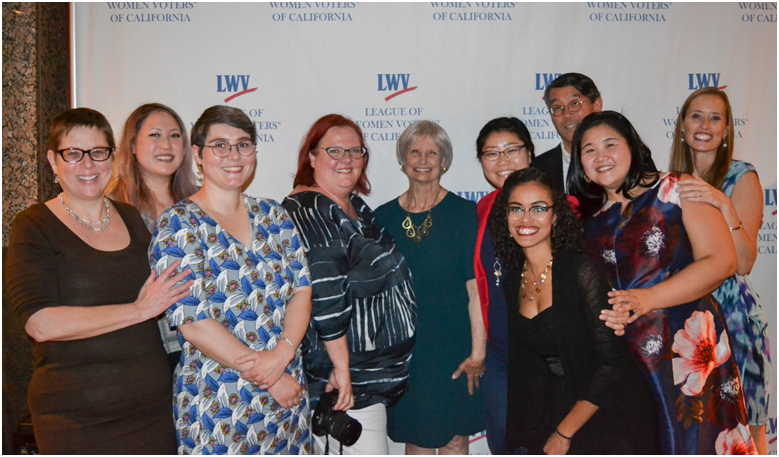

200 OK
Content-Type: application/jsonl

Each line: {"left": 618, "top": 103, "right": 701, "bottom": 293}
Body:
{"left": 283, "top": 191, "right": 416, "bottom": 409}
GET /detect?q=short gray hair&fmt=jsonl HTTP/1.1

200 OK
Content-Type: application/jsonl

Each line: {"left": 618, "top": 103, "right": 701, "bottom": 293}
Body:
{"left": 395, "top": 121, "right": 453, "bottom": 173}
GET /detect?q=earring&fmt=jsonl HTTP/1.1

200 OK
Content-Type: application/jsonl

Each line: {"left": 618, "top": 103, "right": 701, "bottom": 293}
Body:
{"left": 681, "top": 130, "right": 685, "bottom": 143}
{"left": 54, "top": 174, "right": 59, "bottom": 184}
{"left": 441, "top": 166, "right": 447, "bottom": 173}
{"left": 584, "top": 175, "right": 591, "bottom": 184}
{"left": 400, "top": 163, "right": 405, "bottom": 172}
{"left": 723, "top": 137, "right": 728, "bottom": 148}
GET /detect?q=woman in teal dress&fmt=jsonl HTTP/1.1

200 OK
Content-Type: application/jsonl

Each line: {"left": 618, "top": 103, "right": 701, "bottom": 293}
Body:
{"left": 670, "top": 87, "right": 771, "bottom": 454}
{"left": 374, "top": 121, "right": 485, "bottom": 454}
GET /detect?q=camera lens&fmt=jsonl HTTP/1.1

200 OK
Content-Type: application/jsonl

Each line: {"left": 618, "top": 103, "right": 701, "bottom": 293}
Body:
{"left": 327, "top": 411, "right": 362, "bottom": 447}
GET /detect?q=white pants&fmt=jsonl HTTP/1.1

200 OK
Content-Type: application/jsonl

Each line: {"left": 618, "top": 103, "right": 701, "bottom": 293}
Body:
{"left": 314, "top": 402, "right": 388, "bottom": 455}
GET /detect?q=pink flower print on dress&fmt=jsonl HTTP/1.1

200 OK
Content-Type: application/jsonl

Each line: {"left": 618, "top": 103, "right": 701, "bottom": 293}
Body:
{"left": 714, "top": 423, "right": 757, "bottom": 455}
{"left": 672, "top": 310, "right": 731, "bottom": 396}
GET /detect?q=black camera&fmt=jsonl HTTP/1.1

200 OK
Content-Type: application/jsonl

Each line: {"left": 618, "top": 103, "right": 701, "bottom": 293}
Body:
{"left": 311, "top": 390, "right": 362, "bottom": 447}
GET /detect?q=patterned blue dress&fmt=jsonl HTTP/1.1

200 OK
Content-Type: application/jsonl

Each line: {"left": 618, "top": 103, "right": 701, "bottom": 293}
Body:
{"left": 711, "top": 160, "right": 772, "bottom": 426}
{"left": 584, "top": 174, "right": 756, "bottom": 455}
{"left": 149, "top": 196, "right": 312, "bottom": 455}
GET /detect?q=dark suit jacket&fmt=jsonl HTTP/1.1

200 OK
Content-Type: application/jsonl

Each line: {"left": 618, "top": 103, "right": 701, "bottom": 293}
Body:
{"left": 532, "top": 144, "right": 566, "bottom": 194}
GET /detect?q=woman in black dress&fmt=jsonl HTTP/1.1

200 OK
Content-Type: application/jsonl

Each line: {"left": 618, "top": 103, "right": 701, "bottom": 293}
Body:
{"left": 4, "top": 108, "right": 192, "bottom": 454}
{"left": 489, "top": 168, "right": 658, "bottom": 454}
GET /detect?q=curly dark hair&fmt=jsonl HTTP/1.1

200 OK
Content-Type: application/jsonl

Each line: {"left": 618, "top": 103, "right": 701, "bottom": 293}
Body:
{"left": 489, "top": 168, "right": 583, "bottom": 269}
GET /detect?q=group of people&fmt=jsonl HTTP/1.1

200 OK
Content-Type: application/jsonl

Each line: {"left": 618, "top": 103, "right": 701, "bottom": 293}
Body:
{"left": 4, "top": 72, "right": 770, "bottom": 455}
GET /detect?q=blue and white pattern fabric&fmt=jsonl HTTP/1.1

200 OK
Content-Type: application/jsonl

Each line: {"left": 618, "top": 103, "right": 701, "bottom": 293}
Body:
{"left": 712, "top": 160, "right": 772, "bottom": 426}
{"left": 283, "top": 192, "right": 416, "bottom": 410}
{"left": 149, "top": 195, "right": 312, "bottom": 455}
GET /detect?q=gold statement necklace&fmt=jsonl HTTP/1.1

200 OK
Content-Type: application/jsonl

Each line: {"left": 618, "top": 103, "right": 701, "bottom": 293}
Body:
{"left": 520, "top": 256, "right": 553, "bottom": 301}
{"left": 401, "top": 190, "right": 441, "bottom": 243}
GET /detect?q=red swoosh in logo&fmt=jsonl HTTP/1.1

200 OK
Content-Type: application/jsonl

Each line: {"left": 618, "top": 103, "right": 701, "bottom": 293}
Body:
{"left": 718, "top": 85, "right": 728, "bottom": 90}
{"left": 224, "top": 87, "right": 258, "bottom": 103}
{"left": 385, "top": 86, "right": 418, "bottom": 102}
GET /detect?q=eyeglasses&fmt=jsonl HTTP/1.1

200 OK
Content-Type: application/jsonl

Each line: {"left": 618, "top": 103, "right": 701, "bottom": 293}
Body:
{"left": 480, "top": 145, "right": 527, "bottom": 162}
{"left": 204, "top": 141, "right": 256, "bottom": 157}
{"left": 549, "top": 99, "right": 587, "bottom": 118}
{"left": 56, "top": 147, "right": 114, "bottom": 163}
{"left": 507, "top": 205, "right": 554, "bottom": 221}
{"left": 317, "top": 146, "right": 368, "bottom": 160}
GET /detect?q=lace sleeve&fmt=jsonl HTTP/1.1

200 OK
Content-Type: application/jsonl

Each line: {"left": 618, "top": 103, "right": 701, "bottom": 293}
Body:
{"left": 576, "top": 256, "right": 626, "bottom": 408}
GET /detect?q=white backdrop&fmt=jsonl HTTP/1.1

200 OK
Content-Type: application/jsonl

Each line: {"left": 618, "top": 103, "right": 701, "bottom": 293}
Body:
{"left": 75, "top": 2, "right": 777, "bottom": 453}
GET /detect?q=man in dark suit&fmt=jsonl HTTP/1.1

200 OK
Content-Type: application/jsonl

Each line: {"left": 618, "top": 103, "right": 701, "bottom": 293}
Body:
{"left": 533, "top": 73, "right": 657, "bottom": 219}
{"left": 532, "top": 73, "right": 603, "bottom": 196}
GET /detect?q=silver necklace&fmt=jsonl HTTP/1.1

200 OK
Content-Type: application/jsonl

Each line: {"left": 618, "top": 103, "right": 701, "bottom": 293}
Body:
{"left": 59, "top": 193, "right": 111, "bottom": 232}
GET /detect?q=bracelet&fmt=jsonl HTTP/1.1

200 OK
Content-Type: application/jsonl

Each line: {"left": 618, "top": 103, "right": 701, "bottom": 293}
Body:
{"left": 280, "top": 337, "right": 296, "bottom": 351}
{"left": 729, "top": 223, "right": 743, "bottom": 232}
{"left": 556, "top": 428, "right": 572, "bottom": 440}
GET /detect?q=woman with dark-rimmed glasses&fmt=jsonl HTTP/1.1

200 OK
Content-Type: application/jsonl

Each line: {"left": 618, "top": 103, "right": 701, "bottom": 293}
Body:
{"left": 5, "top": 108, "right": 191, "bottom": 454}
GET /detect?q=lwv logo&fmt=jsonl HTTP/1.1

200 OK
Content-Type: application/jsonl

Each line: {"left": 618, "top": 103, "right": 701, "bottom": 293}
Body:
{"left": 688, "top": 73, "right": 727, "bottom": 90}
{"left": 217, "top": 75, "right": 258, "bottom": 103}
{"left": 377, "top": 74, "right": 417, "bottom": 101}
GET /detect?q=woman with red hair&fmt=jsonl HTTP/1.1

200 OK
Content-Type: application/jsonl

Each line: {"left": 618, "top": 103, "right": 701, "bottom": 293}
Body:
{"left": 283, "top": 114, "right": 417, "bottom": 455}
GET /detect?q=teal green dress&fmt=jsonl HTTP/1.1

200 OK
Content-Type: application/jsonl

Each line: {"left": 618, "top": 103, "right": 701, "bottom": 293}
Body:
{"left": 375, "top": 192, "right": 485, "bottom": 448}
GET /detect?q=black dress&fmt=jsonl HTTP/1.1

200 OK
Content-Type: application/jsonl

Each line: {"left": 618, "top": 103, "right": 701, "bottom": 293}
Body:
{"left": 4, "top": 201, "right": 176, "bottom": 454}
{"left": 505, "top": 250, "right": 659, "bottom": 455}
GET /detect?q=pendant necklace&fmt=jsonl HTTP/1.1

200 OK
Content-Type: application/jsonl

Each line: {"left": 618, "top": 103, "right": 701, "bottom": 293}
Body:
{"left": 59, "top": 193, "right": 111, "bottom": 232}
{"left": 493, "top": 258, "right": 502, "bottom": 286}
{"left": 520, "top": 256, "right": 553, "bottom": 301}
{"left": 402, "top": 190, "right": 441, "bottom": 243}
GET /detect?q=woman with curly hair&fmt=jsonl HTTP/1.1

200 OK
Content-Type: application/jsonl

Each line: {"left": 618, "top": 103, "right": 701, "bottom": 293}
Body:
{"left": 490, "top": 168, "right": 658, "bottom": 454}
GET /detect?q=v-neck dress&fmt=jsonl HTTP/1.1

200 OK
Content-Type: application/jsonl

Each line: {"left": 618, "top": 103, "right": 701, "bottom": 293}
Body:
{"left": 584, "top": 173, "right": 755, "bottom": 454}
{"left": 149, "top": 195, "right": 312, "bottom": 455}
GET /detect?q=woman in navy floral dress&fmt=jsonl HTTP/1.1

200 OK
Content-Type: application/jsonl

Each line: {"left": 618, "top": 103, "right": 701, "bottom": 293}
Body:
{"left": 150, "top": 106, "right": 313, "bottom": 454}
{"left": 569, "top": 111, "right": 756, "bottom": 454}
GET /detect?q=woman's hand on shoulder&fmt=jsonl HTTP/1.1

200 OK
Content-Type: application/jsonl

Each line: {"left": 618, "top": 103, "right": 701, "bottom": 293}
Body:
{"left": 134, "top": 260, "right": 193, "bottom": 320}
{"left": 677, "top": 173, "right": 729, "bottom": 211}
{"left": 267, "top": 373, "right": 303, "bottom": 409}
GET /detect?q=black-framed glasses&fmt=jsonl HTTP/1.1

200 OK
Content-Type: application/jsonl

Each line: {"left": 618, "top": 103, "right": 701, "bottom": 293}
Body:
{"left": 204, "top": 141, "right": 256, "bottom": 157}
{"left": 507, "top": 205, "right": 554, "bottom": 221}
{"left": 56, "top": 147, "right": 114, "bottom": 163}
{"left": 549, "top": 99, "right": 587, "bottom": 118}
{"left": 480, "top": 145, "right": 527, "bottom": 162}
{"left": 317, "top": 146, "right": 368, "bottom": 160}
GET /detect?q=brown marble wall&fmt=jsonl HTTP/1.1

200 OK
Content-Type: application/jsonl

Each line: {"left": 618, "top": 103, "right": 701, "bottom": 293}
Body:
{"left": 2, "top": 2, "right": 69, "bottom": 246}
{"left": 2, "top": 3, "right": 69, "bottom": 453}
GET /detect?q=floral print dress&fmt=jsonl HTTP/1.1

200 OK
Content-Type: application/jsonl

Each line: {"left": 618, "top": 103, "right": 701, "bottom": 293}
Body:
{"left": 149, "top": 196, "right": 312, "bottom": 455}
{"left": 711, "top": 161, "right": 772, "bottom": 427}
{"left": 584, "top": 173, "right": 756, "bottom": 455}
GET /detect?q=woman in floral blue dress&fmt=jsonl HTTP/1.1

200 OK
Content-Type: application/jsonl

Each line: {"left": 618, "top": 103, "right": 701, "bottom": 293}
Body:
{"left": 150, "top": 106, "right": 313, "bottom": 455}
{"left": 670, "top": 87, "right": 771, "bottom": 454}
{"left": 569, "top": 111, "right": 756, "bottom": 454}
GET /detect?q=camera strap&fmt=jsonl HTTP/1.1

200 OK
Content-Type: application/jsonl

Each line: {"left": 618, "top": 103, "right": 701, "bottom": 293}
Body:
{"left": 322, "top": 433, "right": 345, "bottom": 455}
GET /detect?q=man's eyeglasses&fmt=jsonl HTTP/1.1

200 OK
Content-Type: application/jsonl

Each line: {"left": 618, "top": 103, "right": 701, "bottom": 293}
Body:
{"left": 549, "top": 99, "right": 587, "bottom": 118}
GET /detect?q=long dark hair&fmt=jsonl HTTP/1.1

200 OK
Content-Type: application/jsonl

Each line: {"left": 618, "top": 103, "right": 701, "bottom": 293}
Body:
{"left": 489, "top": 168, "right": 583, "bottom": 269}
{"left": 569, "top": 111, "right": 658, "bottom": 203}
